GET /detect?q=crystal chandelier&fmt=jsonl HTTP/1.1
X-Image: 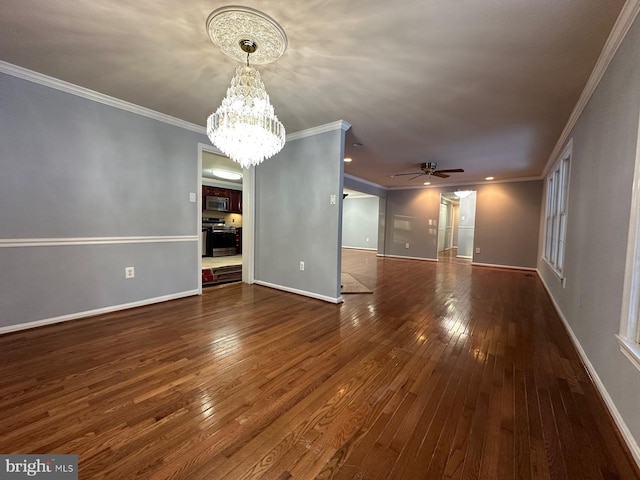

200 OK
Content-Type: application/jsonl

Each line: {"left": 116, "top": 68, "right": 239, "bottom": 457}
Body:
{"left": 207, "top": 41, "right": 285, "bottom": 169}
{"left": 206, "top": 7, "right": 287, "bottom": 168}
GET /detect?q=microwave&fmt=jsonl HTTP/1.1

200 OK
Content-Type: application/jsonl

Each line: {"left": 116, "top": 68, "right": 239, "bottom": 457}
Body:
{"left": 205, "top": 196, "right": 229, "bottom": 212}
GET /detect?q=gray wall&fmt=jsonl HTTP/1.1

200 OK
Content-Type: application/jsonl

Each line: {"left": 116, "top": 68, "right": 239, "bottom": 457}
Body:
{"left": 343, "top": 174, "right": 387, "bottom": 254}
{"left": 344, "top": 174, "right": 387, "bottom": 198}
{"left": 384, "top": 181, "right": 541, "bottom": 267}
{"left": 385, "top": 188, "right": 439, "bottom": 259}
{"left": 474, "top": 181, "right": 542, "bottom": 267}
{"left": 342, "top": 196, "right": 379, "bottom": 249}
{"left": 538, "top": 13, "right": 640, "bottom": 448}
{"left": 0, "top": 72, "right": 205, "bottom": 329}
{"left": 254, "top": 129, "right": 345, "bottom": 301}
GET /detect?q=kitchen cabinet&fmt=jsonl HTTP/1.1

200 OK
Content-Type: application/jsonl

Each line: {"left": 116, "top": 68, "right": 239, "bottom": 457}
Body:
{"left": 235, "top": 227, "right": 242, "bottom": 254}
{"left": 228, "top": 189, "right": 242, "bottom": 214}
{"left": 203, "top": 186, "right": 227, "bottom": 198}
{"left": 202, "top": 186, "right": 242, "bottom": 213}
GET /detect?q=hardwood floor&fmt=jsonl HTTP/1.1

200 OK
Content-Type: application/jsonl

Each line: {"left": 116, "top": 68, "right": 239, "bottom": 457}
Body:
{"left": 1, "top": 249, "right": 638, "bottom": 479}
{"left": 437, "top": 247, "right": 471, "bottom": 265}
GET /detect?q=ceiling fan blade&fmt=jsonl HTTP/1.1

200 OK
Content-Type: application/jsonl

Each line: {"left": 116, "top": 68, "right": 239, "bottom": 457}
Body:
{"left": 434, "top": 168, "right": 464, "bottom": 174}
{"left": 392, "top": 172, "right": 423, "bottom": 177}
{"left": 409, "top": 174, "right": 425, "bottom": 180}
{"left": 433, "top": 172, "right": 450, "bottom": 178}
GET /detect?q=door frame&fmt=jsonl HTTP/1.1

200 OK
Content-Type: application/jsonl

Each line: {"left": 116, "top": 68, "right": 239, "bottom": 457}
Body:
{"left": 197, "top": 143, "right": 255, "bottom": 293}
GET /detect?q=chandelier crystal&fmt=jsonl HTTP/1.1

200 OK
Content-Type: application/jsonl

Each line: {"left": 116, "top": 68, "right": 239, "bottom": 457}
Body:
{"left": 205, "top": 7, "right": 288, "bottom": 169}
{"left": 207, "top": 63, "right": 285, "bottom": 168}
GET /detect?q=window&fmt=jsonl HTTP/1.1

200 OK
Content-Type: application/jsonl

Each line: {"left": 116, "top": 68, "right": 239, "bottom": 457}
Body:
{"left": 618, "top": 123, "right": 640, "bottom": 370}
{"left": 543, "top": 141, "right": 571, "bottom": 276}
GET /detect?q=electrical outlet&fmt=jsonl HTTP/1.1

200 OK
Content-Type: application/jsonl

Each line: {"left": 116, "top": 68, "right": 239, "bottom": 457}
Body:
{"left": 125, "top": 266, "right": 135, "bottom": 279}
{"left": 475, "top": 247, "right": 480, "bottom": 254}
{"left": 405, "top": 243, "right": 410, "bottom": 249}
{"left": 299, "top": 261, "right": 305, "bottom": 271}
{"left": 366, "top": 237, "right": 370, "bottom": 243}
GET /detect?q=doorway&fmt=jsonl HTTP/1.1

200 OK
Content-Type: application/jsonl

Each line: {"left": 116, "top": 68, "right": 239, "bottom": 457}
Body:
{"left": 340, "top": 188, "right": 380, "bottom": 294}
{"left": 437, "top": 190, "right": 476, "bottom": 263}
{"left": 199, "top": 145, "right": 247, "bottom": 291}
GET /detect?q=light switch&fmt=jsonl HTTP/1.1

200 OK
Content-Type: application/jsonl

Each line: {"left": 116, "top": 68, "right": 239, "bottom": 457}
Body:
{"left": 330, "top": 195, "right": 336, "bottom": 205}
{"left": 189, "top": 192, "right": 196, "bottom": 203}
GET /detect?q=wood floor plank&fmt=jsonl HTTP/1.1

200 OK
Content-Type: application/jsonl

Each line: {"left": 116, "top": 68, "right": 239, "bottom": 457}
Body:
{"left": 0, "top": 250, "right": 638, "bottom": 479}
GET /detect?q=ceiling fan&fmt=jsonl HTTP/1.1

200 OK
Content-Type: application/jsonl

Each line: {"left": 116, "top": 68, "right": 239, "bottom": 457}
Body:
{"left": 392, "top": 162, "right": 464, "bottom": 180}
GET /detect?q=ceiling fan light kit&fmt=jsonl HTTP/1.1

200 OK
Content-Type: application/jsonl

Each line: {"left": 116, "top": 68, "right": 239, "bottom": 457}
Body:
{"left": 206, "top": 6, "right": 287, "bottom": 169}
{"left": 392, "top": 162, "right": 465, "bottom": 181}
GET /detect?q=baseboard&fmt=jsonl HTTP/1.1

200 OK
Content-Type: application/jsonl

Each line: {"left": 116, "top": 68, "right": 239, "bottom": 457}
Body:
{"left": 254, "top": 280, "right": 343, "bottom": 304}
{"left": 341, "top": 246, "right": 378, "bottom": 251}
{"left": 0, "top": 290, "right": 199, "bottom": 335}
{"left": 472, "top": 261, "right": 537, "bottom": 271}
{"left": 537, "top": 271, "right": 640, "bottom": 468}
{"left": 380, "top": 254, "right": 438, "bottom": 262}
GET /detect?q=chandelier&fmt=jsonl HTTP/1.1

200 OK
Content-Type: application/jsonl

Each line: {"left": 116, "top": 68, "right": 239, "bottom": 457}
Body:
{"left": 206, "top": 7, "right": 287, "bottom": 168}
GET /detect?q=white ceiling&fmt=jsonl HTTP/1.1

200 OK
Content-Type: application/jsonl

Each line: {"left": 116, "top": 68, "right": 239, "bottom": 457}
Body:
{"left": 0, "top": 0, "right": 626, "bottom": 188}
{"left": 202, "top": 151, "right": 243, "bottom": 183}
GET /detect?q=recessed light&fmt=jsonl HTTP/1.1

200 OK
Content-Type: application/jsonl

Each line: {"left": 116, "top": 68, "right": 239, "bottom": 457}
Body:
{"left": 485, "top": 176, "right": 494, "bottom": 181}
{"left": 344, "top": 157, "right": 353, "bottom": 163}
{"left": 423, "top": 182, "right": 431, "bottom": 186}
{"left": 211, "top": 169, "right": 242, "bottom": 180}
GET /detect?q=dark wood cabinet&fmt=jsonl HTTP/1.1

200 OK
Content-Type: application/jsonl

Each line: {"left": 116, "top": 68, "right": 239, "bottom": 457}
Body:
{"left": 235, "top": 227, "right": 242, "bottom": 254}
{"left": 202, "top": 186, "right": 242, "bottom": 213}
{"left": 228, "top": 189, "right": 242, "bottom": 214}
{"left": 202, "top": 186, "right": 228, "bottom": 198}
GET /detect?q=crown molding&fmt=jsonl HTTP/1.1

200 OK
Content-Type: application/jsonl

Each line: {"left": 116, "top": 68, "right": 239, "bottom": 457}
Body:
{"left": 286, "top": 120, "right": 351, "bottom": 141}
{"left": 386, "top": 175, "right": 542, "bottom": 191}
{"left": 543, "top": 0, "right": 640, "bottom": 177}
{"left": 0, "top": 61, "right": 356, "bottom": 153}
{"left": 0, "top": 61, "right": 207, "bottom": 134}
{"left": 343, "top": 173, "right": 387, "bottom": 190}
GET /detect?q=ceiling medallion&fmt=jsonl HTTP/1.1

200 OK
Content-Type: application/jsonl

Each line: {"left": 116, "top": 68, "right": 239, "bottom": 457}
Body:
{"left": 206, "top": 6, "right": 287, "bottom": 65}
{"left": 206, "top": 6, "right": 287, "bottom": 168}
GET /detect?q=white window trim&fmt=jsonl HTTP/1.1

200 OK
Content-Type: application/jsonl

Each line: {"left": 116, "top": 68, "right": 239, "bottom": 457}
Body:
{"left": 617, "top": 335, "right": 640, "bottom": 372}
{"left": 618, "top": 108, "right": 640, "bottom": 371}
{"left": 542, "top": 140, "right": 572, "bottom": 280}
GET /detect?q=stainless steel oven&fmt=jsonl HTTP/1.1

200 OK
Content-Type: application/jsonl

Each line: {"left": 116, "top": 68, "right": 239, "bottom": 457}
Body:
{"left": 211, "top": 227, "right": 236, "bottom": 257}
{"left": 202, "top": 218, "right": 236, "bottom": 257}
{"left": 201, "top": 226, "right": 211, "bottom": 256}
